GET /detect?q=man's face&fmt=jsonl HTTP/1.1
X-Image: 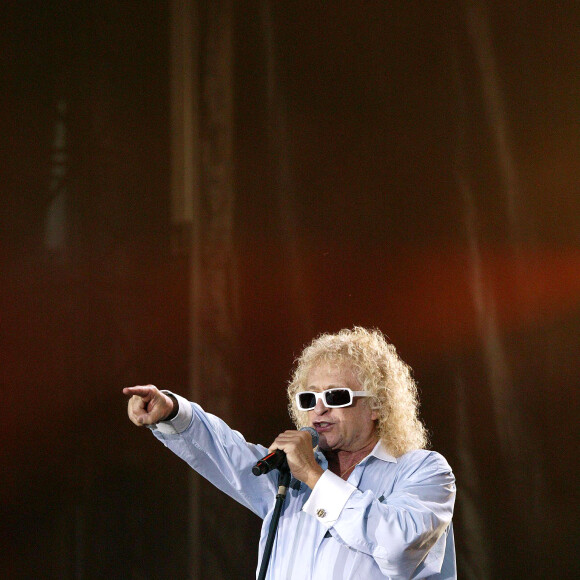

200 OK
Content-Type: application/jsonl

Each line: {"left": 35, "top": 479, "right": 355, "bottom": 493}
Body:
{"left": 305, "top": 362, "right": 378, "bottom": 453}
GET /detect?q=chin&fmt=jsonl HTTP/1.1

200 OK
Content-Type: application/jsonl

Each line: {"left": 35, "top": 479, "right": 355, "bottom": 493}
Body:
{"left": 317, "top": 435, "right": 331, "bottom": 450}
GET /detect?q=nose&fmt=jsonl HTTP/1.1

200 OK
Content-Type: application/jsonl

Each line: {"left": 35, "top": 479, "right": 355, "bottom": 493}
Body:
{"left": 312, "top": 397, "right": 328, "bottom": 415}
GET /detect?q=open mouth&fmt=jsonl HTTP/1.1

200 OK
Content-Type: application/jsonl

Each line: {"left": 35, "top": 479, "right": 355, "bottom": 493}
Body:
{"left": 313, "top": 421, "right": 333, "bottom": 432}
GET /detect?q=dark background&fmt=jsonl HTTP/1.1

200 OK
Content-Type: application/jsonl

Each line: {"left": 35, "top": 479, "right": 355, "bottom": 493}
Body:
{"left": 1, "top": 1, "right": 578, "bottom": 578}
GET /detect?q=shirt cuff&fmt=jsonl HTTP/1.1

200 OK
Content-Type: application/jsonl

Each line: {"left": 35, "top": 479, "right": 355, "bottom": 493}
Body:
{"left": 149, "top": 391, "right": 193, "bottom": 434}
{"left": 302, "top": 469, "right": 356, "bottom": 527}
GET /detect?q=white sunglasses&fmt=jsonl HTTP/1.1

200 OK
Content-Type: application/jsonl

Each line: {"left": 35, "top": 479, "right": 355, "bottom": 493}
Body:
{"left": 295, "top": 388, "right": 370, "bottom": 411}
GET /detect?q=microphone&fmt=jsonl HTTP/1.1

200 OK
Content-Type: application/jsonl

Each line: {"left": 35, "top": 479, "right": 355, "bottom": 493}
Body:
{"left": 252, "top": 427, "right": 319, "bottom": 476}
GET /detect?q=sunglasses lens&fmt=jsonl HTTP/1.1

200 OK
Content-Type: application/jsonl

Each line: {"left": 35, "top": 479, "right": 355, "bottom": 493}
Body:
{"left": 324, "top": 389, "right": 351, "bottom": 407}
{"left": 298, "top": 392, "right": 317, "bottom": 409}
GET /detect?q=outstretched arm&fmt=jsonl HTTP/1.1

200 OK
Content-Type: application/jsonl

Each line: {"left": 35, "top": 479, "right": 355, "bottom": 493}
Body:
{"left": 123, "top": 385, "right": 175, "bottom": 426}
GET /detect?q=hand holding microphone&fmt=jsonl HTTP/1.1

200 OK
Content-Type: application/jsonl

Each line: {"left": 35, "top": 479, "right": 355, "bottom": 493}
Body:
{"left": 253, "top": 427, "right": 324, "bottom": 490}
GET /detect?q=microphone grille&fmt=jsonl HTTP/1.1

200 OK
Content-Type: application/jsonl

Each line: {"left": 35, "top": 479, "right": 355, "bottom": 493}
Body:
{"left": 300, "top": 426, "right": 319, "bottom": 448}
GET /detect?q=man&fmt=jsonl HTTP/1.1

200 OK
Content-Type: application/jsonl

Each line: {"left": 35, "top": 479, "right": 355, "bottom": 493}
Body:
{"left": 124, "top": 327, "right": 456, "bottom": 579}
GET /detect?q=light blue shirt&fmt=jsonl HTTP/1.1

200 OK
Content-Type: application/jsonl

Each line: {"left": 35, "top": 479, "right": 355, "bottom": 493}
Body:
{"left": 151, "top": 393, "right": 456, "bottom": 580}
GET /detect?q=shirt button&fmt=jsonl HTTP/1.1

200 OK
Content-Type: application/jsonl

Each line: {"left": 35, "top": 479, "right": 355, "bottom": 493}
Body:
{"left": 316, "top": 508, "right": 327, "bottom": 518}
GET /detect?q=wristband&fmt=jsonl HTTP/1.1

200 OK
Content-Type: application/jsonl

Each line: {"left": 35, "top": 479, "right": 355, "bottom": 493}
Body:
{"left": 163, "top": 393, "right": 179, "bottom": 422}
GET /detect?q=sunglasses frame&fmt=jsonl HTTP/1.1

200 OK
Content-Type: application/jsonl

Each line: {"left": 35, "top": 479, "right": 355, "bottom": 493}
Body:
{"left": 295, "top": 387, "right": 371, "bottom": 411}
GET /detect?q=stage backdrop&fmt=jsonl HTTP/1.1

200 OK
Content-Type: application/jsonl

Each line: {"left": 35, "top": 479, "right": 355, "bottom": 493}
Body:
{"left": 1, "top": 1, "right": 578, "bottom": 578}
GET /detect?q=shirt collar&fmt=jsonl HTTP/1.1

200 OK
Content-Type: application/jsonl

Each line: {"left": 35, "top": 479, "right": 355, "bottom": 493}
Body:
{"left": 315, "top": 439, "right": 397, "bottom": 467}
{"left": 368, "top": 439, "right": 397, "bottom": 463}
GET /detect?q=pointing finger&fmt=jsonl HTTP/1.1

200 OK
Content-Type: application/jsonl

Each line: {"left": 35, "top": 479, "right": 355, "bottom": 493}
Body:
{"left": 123, "top": 385, "right": 157, "bottom": 398}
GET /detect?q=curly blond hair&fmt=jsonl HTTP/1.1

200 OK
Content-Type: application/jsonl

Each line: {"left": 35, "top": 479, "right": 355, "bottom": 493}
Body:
{"left": 287, "top": 327, "right": 428, "bottom": 457}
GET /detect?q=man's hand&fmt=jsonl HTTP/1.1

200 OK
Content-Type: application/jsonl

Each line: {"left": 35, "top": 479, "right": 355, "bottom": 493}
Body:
{"left": 269, "top": 430, "right": 324, "bottom": 489}
{"left": 123, "top": 385, "right": 174, "bottom": 427}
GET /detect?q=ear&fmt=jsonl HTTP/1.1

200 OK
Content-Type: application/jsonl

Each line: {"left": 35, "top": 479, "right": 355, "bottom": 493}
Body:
{"left": 370, "top": 408, "right": 379, "bottom": 422}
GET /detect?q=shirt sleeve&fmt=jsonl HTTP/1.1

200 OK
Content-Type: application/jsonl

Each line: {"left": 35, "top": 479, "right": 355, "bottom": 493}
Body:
{"left": 302, "top": 469, "right": 357, "bottom": 525}
{"left": 148, "top": 391, "right": 193, "bottom": 434}
{"left": 150, "top": 396, "right": 278, "bottom": 519}
{"left": 308, "top": 451, "right": 456, "bottom": 579}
